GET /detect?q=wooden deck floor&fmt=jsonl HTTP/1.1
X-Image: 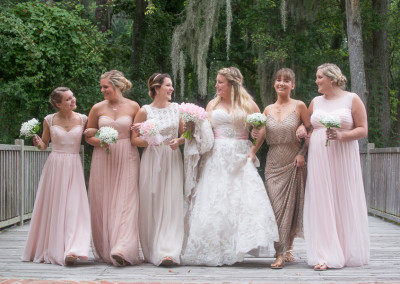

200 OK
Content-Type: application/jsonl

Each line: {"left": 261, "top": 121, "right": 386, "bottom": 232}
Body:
{"left": 0, "top": 215, "right": 399, "bottom": 283}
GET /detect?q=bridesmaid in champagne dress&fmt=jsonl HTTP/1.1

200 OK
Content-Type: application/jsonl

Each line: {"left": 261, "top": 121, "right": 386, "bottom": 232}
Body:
{"left": 304, "top": 63, "right": 369, "bottom": 271}
{"left": 85, "top": 70, "right": 141, "bottom": 266}
{"left": 131, "top": 73, "right": 185, "bottom": 266}
{"left": 253, "top": 68, "right": 311, "bottom": 269}
{"left": 22, "top": 87, "right": 90, "bottom": 266}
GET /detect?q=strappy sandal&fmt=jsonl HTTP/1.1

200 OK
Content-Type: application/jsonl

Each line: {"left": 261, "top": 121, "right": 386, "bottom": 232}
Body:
{"left": 271, "top": 255, "right": 285, "bottom": 269}
{"left": 314, "top": 262, "right": 327, "bottom": 271}
{"left": 112, "top": 254, "right": 127, "bottom": 267}
{"left": 285, "top": 248, "right": 295, "bottom": 262}
{"left": 65, "top": 255, "right": 77, "bottom": 266}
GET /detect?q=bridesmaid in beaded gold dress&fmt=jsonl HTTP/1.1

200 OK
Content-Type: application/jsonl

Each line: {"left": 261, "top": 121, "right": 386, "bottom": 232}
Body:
{"left": 253, "top": 68, "right": 310, "bottom": 269}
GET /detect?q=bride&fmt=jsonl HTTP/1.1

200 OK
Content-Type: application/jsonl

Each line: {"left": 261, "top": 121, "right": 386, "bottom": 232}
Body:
{"left": 181, "top": 67, "right": 279, "bottom": 266}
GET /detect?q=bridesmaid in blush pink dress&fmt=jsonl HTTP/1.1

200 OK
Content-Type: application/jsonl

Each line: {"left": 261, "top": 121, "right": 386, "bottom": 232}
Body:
{"left": 22, "top": 87, "right": 90, "bottom": 266}
{"left": 85, "top": 70, "right": 142, "bottom": 266}
{"left": 304, "top": 63, "right": 370, "bottom": 271}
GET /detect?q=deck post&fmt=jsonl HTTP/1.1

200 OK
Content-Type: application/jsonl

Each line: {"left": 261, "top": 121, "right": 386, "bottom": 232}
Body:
{"left": 365, "top": 143, "right": 375, "bottom": 208}
{"left": 15, "top": 139, "right": 25, "bottom": 226}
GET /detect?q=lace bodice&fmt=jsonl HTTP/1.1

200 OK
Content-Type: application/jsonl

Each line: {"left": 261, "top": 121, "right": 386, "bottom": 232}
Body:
{"left": 211, "top": 109, "right": 249, "bottom": 139}
{"left": 44, "top": 113, "right": 87, "bottom": 154}
{"left": 98, "top": 115, "right": 133, "bottom": 140}
{"left": 143, "top": 103, "right": 180, "bottom": 143}
{"left": 311, "top": 93, "right": 355, "bottom": 132}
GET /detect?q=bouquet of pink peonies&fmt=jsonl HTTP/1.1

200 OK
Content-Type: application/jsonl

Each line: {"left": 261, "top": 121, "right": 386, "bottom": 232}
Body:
{"left": 246, "top": 113, "right": 267, "bottom": 146}
{"left": 179, "top": 103, "right": 208, "bottom": 140}
{"left": 320, "top": 114, "right": 341, "bottom": 146}
{"left": 140, "top": 119, "right": 163, "bottom": 146}
{"left": 95, "top": 126, "right": 118, "bottom": 153}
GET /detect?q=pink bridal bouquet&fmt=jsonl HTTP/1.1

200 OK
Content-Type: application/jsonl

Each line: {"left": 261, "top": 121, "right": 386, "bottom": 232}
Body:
{"left": 320, "top": 114, "right": 341, "bottom": 146}
{"left": 95, "top": 126, "right": 118, "bottom": 153}
{"left": 179, "top": 103, "right": 208, "bottom": 140}
{"left": 246, "top": 113, "right": 267, "bottom": 145}
{"left": 140, "top": 119, "right": 163, "bottom": 146}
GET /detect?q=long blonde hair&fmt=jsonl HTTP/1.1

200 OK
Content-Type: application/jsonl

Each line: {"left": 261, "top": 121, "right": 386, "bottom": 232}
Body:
{"left": 209, "top": 67, "right": 254, "bottom": 126}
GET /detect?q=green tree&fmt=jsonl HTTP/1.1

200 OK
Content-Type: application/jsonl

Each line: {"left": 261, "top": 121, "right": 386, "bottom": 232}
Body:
{"left": 0, "top": 1, "right": 107, "bottom": 144}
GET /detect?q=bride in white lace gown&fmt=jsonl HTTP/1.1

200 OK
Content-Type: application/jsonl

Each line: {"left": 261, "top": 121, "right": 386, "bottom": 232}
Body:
{"left": 181, "top": 67, "right": 279, "bottom": 266}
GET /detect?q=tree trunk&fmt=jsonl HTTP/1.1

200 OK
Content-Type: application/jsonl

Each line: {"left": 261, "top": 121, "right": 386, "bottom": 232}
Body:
{"left": 95, "top": 0, "right": 111, "bottom": 33}
{"left": 130, "top": 0, "right": 146, "bottom": 68}
{"left": 372, "top": 0, "right": 390, "bottom": 146}
{"left": 257, "top": 47, "right": 276, "bottom": 108}
{"left": 345, "top": 0, "right": 368, "bottom": 151}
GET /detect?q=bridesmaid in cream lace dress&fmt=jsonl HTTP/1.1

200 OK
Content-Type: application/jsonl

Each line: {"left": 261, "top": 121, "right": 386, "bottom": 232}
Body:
{"left": 304, "top": 63, "right": 369, "bottom": 271}
{"left": 85, "top": 70, "right": 141, "bottom": 266}
{"left": 131, "top": 73, "right": 184, "bottom": 266}
{"left": 252, "top": 68, "right": 310, "bottom": 269}
{"left": 22, "top": 87, "right": 90, "bottom": 266}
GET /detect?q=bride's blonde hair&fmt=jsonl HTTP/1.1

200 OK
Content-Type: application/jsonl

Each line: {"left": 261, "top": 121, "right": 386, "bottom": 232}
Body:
{"left": 208, "top": 67, "right": 254, "bottom": 126}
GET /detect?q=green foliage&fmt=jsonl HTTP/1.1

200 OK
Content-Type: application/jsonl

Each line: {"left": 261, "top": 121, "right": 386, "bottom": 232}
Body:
{"left": 0, "top": 0, "right": 106, "bottom": 144}
{"left": 388, "top": 0, "right": 400, "bottom": 144}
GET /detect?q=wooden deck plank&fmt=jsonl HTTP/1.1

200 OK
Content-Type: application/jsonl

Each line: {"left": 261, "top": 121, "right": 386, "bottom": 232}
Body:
{"left": 0, "top": 215, "right": 399, "bottom": 283}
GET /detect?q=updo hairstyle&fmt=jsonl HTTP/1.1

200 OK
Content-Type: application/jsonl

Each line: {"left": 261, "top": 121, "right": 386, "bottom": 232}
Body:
{"left": 49, "top": 87, "right": 70, "bottom": 110}
{"left": 317, "top": 63, "right": 347, "bottom": 89}
{"left": 147, "top": 73, "right": 171, "bottom": 99}
{"left": 100, "top": 70, "right": 132, "bottom": 93}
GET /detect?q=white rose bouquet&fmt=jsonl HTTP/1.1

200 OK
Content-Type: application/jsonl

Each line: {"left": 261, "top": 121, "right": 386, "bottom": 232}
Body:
{"left": 246, "top": 113, "right": 267, "bottom": 145}
{"left": 320, "top": 114, "right": 341, "bottom": 146}
{"left": 95, "top": 126, "right": 118, "bottom": 153}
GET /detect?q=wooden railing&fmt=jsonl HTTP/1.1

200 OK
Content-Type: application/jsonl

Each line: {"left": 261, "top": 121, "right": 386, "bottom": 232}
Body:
{"left": 0, "top": 141, "right": 398, "bottom": 229}
{"left": 360, "top": 143, "right": 400, "bottom": 223}
{"left": 0, "top": 139, "right": 84, "bottom": 229}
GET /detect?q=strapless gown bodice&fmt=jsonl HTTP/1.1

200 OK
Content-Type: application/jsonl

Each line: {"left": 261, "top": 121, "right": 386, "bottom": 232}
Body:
{"left": 211, "top": 109, "right": 248, "bottom": 139}
{"left": 99, "top": 115, "right": 133, "bottom": 140}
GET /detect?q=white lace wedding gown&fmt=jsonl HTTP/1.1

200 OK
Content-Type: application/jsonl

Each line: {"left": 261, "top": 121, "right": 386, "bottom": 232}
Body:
{"left": 181, "top": 109, "right": 279, "bottom": 266}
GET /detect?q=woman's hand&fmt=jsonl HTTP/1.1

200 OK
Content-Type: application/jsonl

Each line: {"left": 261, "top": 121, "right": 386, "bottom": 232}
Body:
{"left": 296, "top": 124, "right": 307, "bottom": 141}
{"left": 251, "top": 128, "right": 260, "bottom": 139}
{"left": 326, "top": 128, "right": 342, "bottom": 141}
{"left": 294, "top": 155, "right": 306, "bottom": 167}
{"left": 131, "top": 122, "right": 142, "bottom": 134}
{"left": 169, "top": 138, "right": 183, "bottom": 150}
{"left": 84, "top": 128, "right": 98, "bottom": 138}
{"left": 33, "top": 134, "right": 42, "bottom": 148}
{"left": 246, "top": 149, "right": 257, "bottom": 163}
